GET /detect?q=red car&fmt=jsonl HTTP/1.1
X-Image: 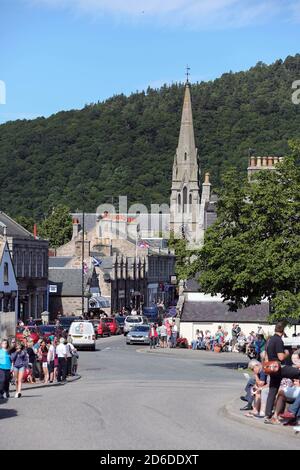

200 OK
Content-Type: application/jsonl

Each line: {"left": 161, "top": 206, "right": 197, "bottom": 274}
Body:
{"left": 95, "top": 319, "right": 111, "bottom": 338}
{"left": 102, "top": 318, "right": 120, "bottom": 335}
{"left": 16, "top": 326, "right": 39, "bottom": 344}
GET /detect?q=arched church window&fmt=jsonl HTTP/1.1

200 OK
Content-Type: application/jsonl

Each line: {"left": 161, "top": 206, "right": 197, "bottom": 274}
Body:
{"left": 178, "top": 194, "right": 181, "bottom": 212}
{"left": 189, "top": 193, "right": 192, "bottom": 212}
{"left": 184, "top": 152, "right": 187, "bottom": 161}
{"left": 183, "top": 187, "right": 187, "bottom": 213}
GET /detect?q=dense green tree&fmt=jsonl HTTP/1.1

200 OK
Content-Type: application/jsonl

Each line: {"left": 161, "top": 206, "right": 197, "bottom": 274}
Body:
{"left": 38, "top": 205, "right": 72, "bottom": 248}
{"left": 0, "top": 55, "right": 300, "bottom": 219}
{"left": 14, "top": 215, "right": 35, "bottom": 234}
{"left": 191, "top": 145, "right": 300, "bottom": 323}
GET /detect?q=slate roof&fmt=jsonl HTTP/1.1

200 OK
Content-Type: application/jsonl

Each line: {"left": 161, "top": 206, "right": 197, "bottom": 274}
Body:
{"left": 185, "top": 278, "right": 201, "bottom": 292}
{"left": 181, "top": 300, "right": 270, "bottom": 323}
{"left": 204, "top": 201, "right": 217, "bottom": 229}
{"left": 98, "top": 257, "right": 114, "bottom": 272}
{"left": 0, "top": 240, "right": 5, "bottom": 263}
{"left": 49, "top": 268, "right": 87, "bottom": 296}
{"left": 49, "top": 257, "right": 73, "bottom": 268}
{"left": 72, "top": 213, "right": 98, "bottom": 233}
{"left": 0, "top": 211, "right": 33, "bottom": 238}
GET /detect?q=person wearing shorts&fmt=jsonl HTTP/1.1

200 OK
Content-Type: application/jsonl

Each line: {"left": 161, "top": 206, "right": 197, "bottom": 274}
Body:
{"left": 159, "top": 323, "right": 167, "bottom": 348}
{"left": 11, "top": 342, "right": 29, "bottom": 398}
{"left": 38, "top": 340, "right": 49, "bottom": 384}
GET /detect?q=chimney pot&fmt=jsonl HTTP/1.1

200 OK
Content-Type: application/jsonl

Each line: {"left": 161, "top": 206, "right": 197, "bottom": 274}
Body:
{"left": 267, "top": 156, "right": 274, "bottom": 167}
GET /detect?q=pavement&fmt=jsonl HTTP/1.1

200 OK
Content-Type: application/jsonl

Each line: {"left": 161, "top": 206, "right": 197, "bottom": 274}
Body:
{"left": 0, "top": 336, "right": 299, "bottom": 450}
{"left": 9, "top": 374, "right": 81, "bottom": 393}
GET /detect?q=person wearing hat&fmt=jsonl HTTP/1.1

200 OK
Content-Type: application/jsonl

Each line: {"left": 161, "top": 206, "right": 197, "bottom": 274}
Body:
{"left": 56, "top": 337, "right": 67, "bottom": 383}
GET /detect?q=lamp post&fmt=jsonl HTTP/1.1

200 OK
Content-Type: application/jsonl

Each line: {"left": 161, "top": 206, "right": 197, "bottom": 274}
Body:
{"left": 82, "top": 209, "right": 85, "bottom": 317}
{"left": 80, "top": 186, "right": 87, "bottom": 318}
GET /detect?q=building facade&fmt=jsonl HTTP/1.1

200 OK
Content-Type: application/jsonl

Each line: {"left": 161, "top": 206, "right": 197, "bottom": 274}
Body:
{"left": 0, "top": 211, "right": 49, "bottom": 321}
{"left": 170, "top": 81, "right": 217, "bottom": 246}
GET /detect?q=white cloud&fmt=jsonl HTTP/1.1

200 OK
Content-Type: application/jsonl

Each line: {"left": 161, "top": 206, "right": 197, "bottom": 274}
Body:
{"left": 26, "top": 0, "right": 300, "bottom": 28}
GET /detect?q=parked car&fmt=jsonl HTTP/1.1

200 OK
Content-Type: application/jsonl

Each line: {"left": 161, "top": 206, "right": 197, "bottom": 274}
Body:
{"left": 124, "top": 316, "right": 148, "bottom": 336}
{"left": 69, "top": 321, "right": 96, "bottom": 350}
{"left": 126, "top": 325, "right": 151, "bottom": 345}
{"left": 16, "top": 326, "right": 39, "bottom": 344}
{"left": 38, "top": 325, "right": 58, "bottom": 340}
{"left": 101, "top": 317, "right": 120, "bottom": 335}
{"left": 96, "top": 319, "right": 111, "bottom": 338}
{"left": 59, "top": 316, "right": 83, "bottom": 333}
{"left": 115, "top": 316, "right": 125, "bottom": 333}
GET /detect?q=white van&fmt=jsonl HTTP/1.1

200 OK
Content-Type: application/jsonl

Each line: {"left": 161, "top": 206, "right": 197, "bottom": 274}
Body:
{"left": 69, "top": 321, "right": 96, "bottom": 350}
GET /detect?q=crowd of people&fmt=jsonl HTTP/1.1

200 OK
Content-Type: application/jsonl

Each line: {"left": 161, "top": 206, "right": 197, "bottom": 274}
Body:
{"left": 0, "top": 331, "right": 79, "bottom": 400}
{"left": 190, "top": 324, "right": 268, "bottom": 356}
{"left": 148, "top": 319, "right": 178, "bottom": 349}
{"left": 239, "top": 321, "right": 300, "bottom": 432}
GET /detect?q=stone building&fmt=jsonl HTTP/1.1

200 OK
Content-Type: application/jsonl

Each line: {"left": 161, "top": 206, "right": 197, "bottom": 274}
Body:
{"left": 0, "top": 211, "right": 48, "bottom": 321}
{"left": 48, "top": 215, "right": 176, "bottom": 317}
{"left": 247, "top": 155, "right": 283, "bottom": 180}
{"left": 170, "top": 80, "right": 217, "bottom": 246}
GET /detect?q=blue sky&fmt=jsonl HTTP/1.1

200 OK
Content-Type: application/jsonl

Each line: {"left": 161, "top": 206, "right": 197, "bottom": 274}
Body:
{"left": 1, "top": 0, "right": 300, "bottom": 123}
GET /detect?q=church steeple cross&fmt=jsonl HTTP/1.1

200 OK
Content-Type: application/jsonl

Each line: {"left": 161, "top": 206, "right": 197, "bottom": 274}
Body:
{"left": 186, "top": 65, "right": 190, "bottom": 83}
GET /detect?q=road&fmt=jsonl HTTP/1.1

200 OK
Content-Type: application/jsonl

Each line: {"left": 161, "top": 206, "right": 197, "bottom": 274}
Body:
{"left": 0, "top": 335, "right": 299, "bottom": 450}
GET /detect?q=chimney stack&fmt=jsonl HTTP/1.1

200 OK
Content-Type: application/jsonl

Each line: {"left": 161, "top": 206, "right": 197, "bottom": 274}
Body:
{"left": 72, "top": 218, "right": 80, "bottom": 240}
{"left": 201, "top": 172, "right": 211, "bottom": 203}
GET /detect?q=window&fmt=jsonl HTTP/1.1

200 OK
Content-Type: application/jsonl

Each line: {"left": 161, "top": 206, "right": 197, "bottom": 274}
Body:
{"left": 184, "top": 152, "right": 187, "bottom": 161}
{"left": 178, "top": 194, "right": 181, "bottom": 212}
{"left": 32, "top": 253, "right": 37, "bottom": 277}
{"left": 4, "top": 263, "right": 9, "bottom": 283}
{"left": 37, "top": 254, "right": 42, "bottom": 278}
{"left": 17, "top": 251, "right": 23, "bottom": 277}
{"left": 183, "top": 187, "right": 187, "bottom": 213}
{"left": 189, "top": 193, "right": 192, "bottom": 212}
{"left": 14, "top": 252, "right": 18, "bottom": 275}
{"left": 24, "top": 252, "right": 29, "bottom": 277}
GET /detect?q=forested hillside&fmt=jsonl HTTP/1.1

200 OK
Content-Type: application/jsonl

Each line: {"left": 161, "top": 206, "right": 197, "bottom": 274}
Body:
{"left": 1, "top": 54, "right": 300, "bottom": 219}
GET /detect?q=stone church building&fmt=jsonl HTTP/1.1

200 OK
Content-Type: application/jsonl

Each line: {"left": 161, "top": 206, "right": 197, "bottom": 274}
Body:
{"left": 170, "top": 79, "right": 217, "bottom": 245}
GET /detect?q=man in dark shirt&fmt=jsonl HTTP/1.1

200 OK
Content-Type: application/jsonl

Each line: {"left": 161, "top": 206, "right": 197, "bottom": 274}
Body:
{"left": 265, "top": 322, "right": 300, "bottom": 421}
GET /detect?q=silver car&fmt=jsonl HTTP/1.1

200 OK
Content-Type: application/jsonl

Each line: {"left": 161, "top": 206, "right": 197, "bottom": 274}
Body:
{"left": 124, "top": 315, "right": 148, "bottom": 335}
{"left": 126, "top": 325, "right": 151, "bottom": 345}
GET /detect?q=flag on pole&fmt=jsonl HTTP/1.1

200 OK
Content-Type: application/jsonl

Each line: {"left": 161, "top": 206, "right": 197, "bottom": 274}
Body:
{"left": 138, "top": 241, "right": 150, "bottom": 249}
{"left": 83, "top": 262, "right": 89, "bottom": 274}
{"left": 92, "top": 256, "right": 102, "bottom": 267}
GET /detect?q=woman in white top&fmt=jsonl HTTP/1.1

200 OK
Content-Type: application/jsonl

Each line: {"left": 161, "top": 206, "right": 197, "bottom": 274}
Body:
{"left": 47, "top": 338, "right": 56, "bottom": 383}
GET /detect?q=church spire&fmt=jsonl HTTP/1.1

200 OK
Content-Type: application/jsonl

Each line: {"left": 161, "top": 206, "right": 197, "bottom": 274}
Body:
{"left": 170, "top": 71, "right": 201, "bottom": 244}
{"left": 176, "top": 81, "right": 197, "bottom": 166}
